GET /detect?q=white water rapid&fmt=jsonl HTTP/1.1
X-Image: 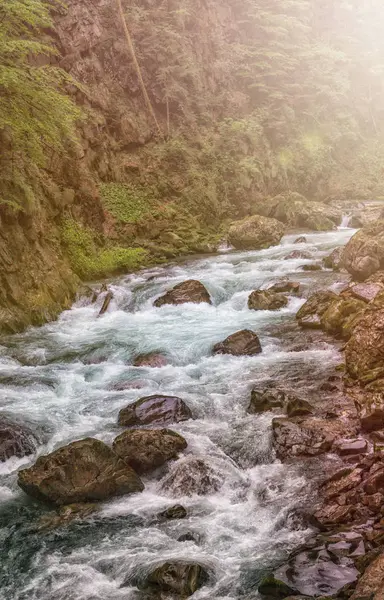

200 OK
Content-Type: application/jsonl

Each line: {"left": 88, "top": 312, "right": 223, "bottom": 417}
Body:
{"left": 0, "top": 226, "right": 356, "bottom": 600}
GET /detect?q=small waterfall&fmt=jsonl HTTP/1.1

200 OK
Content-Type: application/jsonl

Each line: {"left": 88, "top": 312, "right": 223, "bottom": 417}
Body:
{"left": 340, "top": 213, "right": 352, "bottom": 228}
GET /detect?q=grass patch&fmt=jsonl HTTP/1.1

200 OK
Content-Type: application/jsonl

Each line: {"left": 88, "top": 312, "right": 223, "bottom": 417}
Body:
{"left": 100, "top": 182, "right": 154, "bottom": 223}
{"left": 61, "top": 219, "right": 147, "bottom": 280}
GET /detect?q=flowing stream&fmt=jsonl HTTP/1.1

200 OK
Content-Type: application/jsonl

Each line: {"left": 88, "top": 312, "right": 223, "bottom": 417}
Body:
{"left": 0, "top": 226, "right": 356, "bottom": 600}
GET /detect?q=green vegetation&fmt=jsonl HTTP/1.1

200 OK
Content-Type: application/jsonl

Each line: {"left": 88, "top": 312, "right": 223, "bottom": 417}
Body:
{"left": 0, "top": 0, "right": 82, "bottom": 210}
{"left": 100, "top": 183, "right": 154, "bottom": 223}
{"left": 61, "top": 219, "right": 148, "bottom": 279}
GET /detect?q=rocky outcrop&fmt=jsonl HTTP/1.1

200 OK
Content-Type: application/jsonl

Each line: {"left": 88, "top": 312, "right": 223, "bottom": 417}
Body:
{"left": 112, "top": 428, "right": 187, "bottom": 474}
{"left": 154, "top": 280, "right": 211, "bottom": 307}
{"left": 323, "top": 246, "right": 344, "bottom": 270}
{"left": 133, "top": 352, "right": 168, "bottom": 368}
{"left": 342, "top": 221, "right": 384, "bottom": 280}
{"left": 267, "top": 281, "right": 300, "bottom": 294}
{"left": 248, "top": 290, "right": 288, "bottom": 311}
{"left": 296, "top": 290, "right": 337, "bottom": 329}
{"left": 0, "top": 418, "right": 37, "bottom": 462}
{"left": 18, "top": 438, "right": 144, "bottom": 505}
{"left": 212, "top": 329, "right": 262, "bottom": 356}
{"left": 137, "top": 561, "right": 210, "bottom": 597}
{"left": 160, "top": 457, "right": 222, "bottom": 496}
{"left": 118, "top": 395, "right": 192, "bottom": 427}
{"left": 252, "top": 192, "right": 340, "bottom": 231}
{"left": 228, "top": 215, "right": 285, "bottom": 250}
{"left": 320, "top": 297, "right": 365, "bottom": 338}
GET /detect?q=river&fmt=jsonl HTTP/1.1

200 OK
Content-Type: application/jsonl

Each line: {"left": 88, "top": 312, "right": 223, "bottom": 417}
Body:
{"left": 0, "top": 225, "right": 356, "bottom": 600}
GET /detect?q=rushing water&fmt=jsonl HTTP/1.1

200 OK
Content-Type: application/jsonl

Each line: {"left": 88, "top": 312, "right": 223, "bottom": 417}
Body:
{"left": 0, "top": 227, "right": 356, "bottom": 600}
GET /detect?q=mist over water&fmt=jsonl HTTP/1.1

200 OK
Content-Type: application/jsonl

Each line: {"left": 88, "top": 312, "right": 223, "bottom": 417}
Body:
{"left": 0, "top": 227, "right": 355, "bottom": 600}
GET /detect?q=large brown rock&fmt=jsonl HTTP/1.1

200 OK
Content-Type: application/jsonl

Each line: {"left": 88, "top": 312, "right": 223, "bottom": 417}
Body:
{"left": 138, "top": 561, "right": 210, "bottom": 597}
{"left": 252, "top": 192, "right": 340, "bottom": 231}
{"left": 118, "top": 395, "right": 192, "bottom": 427}
{"left": 248, "top": 290, "right": 288, "bottom": 311}
{"left": 0, "top": 417, "right": 37, "bottom": 462}
{"left": 212, "top": 329, "right": 262, "bottom": 356}
{"left": 320, "top": 297, "right": 365, "bottom": 337}
{"left": 272, "top": 417, "right": 349, "bottom": 460}
{"left": 227, "top": 215, "right": 285, "bottom": 250}
{"left": 160, "top": 457, "right": 222, "bottom": 496}
{"left": 133, "top": 352, "right": 168, "bottom": 368}
{"left": 112, "top": 428, "right": 187, "bottom": 474}
{"left": 350, "top": 552, "right": 384, "bottom": 600}
{"left": 18, "top": 438, "right": 144, "bottom": 505}
{"left": 154, "top": 280, "right": 211, "bottom": 307}
{"left": 345, "top": 291, "right": 384, "bottom": 384}
{"left": 342, "top": 221, "right": 384, "bottom": 281}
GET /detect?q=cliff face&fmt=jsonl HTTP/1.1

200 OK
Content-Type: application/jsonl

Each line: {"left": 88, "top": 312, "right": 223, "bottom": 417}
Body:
{"left": 1, "top": 0, "right": 384, "bottom": 333}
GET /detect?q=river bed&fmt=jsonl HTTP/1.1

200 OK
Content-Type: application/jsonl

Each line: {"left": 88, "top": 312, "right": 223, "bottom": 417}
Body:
{"left": 0, "top": 226, "right": 356, "bottom": 600}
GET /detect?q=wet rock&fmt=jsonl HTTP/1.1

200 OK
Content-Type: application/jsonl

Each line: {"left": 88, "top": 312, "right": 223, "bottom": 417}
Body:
{"left": 18, "top": 438, "right": 144, "bottom": 505}
{"left": 302, "top": 264, "right": 322, "bottom": 272}
{"left": 98, "top": 290, "right": 114, "bottom": 316}
{"left": 350, "top": 551, "right": 384, "bottom": 600}
{"left": 342, "top": 221, "right": 384, "bottom": 281}
{"left": 158, "top": 505, "right": 187, "bottom": 520}
{"left": 345, "top": 292, "right": 384, "bottom": 385}
{"left": 38, "top": 502, "right": 99, "bottom": 530}
{"left": 133, "top": 353, "right": 168, "bottom": 368}
{"left": 296, "top": 291, "right": 338, "bottom": 328}
{"left": 178, "top": 532, "right": 200, "bottom": 543}
{"left": 321, "top": 468, "right": 363, "bottom": 500}
{"left": 138, "top": 561, "right": 210, "bottom": 597}
{"left": 212, "top": 329, "right": 262, "bottom": 356}
{"left": 360, "top": 396, "right": 384, "bottom": 432}
{"left": 286, "top": 398, "right": 314, "bottom": 418}
{"left": 364, "top": 468, "right": 384, "bottom": 495}
{"left": 350, "top": 282, "right": 383, "bottom": 303}
{"left": 337, "top": 439, "right": 368, "bottom": 456}
{"left": 248, "top": 388, "right": 288, "bottom": 414}
{"left": 294, "top": 236, "right": 307, "bottom": 244}
{"left": 273, "top": 545, "right": 359, "bottom": 598}
{"left": 0, "top": 417, "right": 37, "bottom": 462}
{"left": 160, "top": 457, "right": 222, "bottom": 496}
{"left": 272, "top": 417, "right": 348, "bottom": 460}
{"left": 118, "top": 395, "right": 192, "bottom": 427}
{"left": 228, "top": 215, "right": 285, "bottom": 251}
{"left": 112, "top": 428, "right": 187, "bottom": 474}
{"left": 285, "top": 250, "right": 313, "bottom": 260}
{"left": 323, "top": 247, "right": 344, "bottom": 271}
{"left": 110, "top": 379, "right": 148, "bottom": 391}
{"left": 267, "top": 281, "right": 300, "bottom": 294}
{"left": 320, "top": 298, "right": 365, "bottom": 337}
{"left": 248, "top": 290, "right": 288, "bottom": 311}
{"left": 154, "top": 280, "right": 211, "bottom": 307}
{"left": 311, "top": 504, "right": 354, "bottom": 529}
{"left": 252, "top": 192, "right": 340, "bottom": 231}
{"left": 258, "top": 575, "right": 299, "bottom": 599}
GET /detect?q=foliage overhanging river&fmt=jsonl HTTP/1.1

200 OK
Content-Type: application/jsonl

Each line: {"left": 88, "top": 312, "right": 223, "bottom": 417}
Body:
{"left": 0, "top": 224, "right": 357, "bottom": 600}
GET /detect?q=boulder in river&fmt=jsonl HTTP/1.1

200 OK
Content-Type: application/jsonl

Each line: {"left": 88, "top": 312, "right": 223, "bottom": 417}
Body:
{"left": 137, "top": 561, "right": 210, "bottom": 597}
{"left": 248, "top": 290, "right": 288, "bottom": 311}
{"left": 118, "top": 395, "right": 192, "bottom": 427}
{"left": 158, "top": 504, "right": 187, "bottom": 520}
{"left": 212, "top": 329, "right": 262, "bottom": 356}
{"left": 323, "top": 246, "right": 344, "bottom": 270}
{"left": 302, "top": 264, "right": 322, "bottom": 272}
{"left": 284, "top": 250, "right": 313, "bottom": 261}
{"left": 227, "top": 215, "right": 285, "bottom": 250}
{"left": 267, "top": 281, "right": 300, "bottom": 294}
{"left": 112, "top": 428, "right": 187, "bottom": 474}
{"left": 286, "top": 398, "right": 314, "bottom": 418}
{"left": 160, "top": 457, "right": 222, "bottom": 496}
{"left": 18, "top": 438, "right": 144, "bottom": 505}
{"left": 247, "top": 387, "right": 288, "bottom": 414}
{"left": 0, "top": 417, "right": 37, "bottom": 462}
{"left": 133, "top": 352, "right": 168, "bottom": 368}
{"left": 294, "top": 236, "right": 307, "bottom": 244}
{"left": 342, "top": 221, "right": 384, "bottom": 281}
{"left": 154, "top": 280, "right": 211, "bottom": 307}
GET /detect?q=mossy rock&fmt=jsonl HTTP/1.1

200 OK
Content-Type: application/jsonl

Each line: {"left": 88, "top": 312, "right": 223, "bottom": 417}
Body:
{"left": 258, "top": 575, "right": 299, "bottom": 598}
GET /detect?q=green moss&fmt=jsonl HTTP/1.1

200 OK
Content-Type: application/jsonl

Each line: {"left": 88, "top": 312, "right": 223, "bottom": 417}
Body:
{"left": 61, "top": 218, "right": 148, "bottom": 280}
{"left": 100, "top": 182, "right": 154, "bottom": 223}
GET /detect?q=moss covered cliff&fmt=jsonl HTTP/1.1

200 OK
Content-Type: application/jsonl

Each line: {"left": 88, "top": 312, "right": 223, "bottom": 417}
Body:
{"left": 1, "top": 0, "right": 384, "bottom": 332}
